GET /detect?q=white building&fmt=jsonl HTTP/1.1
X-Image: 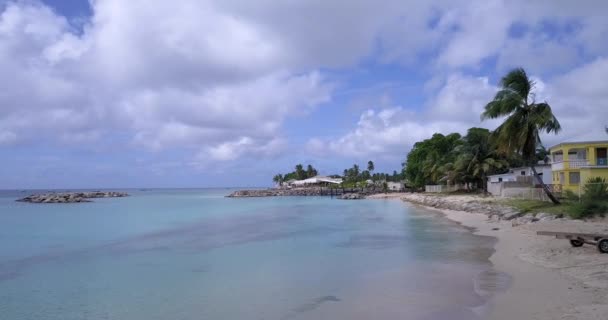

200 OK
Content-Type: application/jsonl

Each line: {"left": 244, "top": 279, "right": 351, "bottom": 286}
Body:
{"left": 487, "top": 164, "right": 552, "bottom": 185}
{"left": 387, "top": 181, "right": 404, "bottom": 191}
{"left": 486, "top": 164, "right": 553, "bottom": 197}
{"left": 291, "top": 176, "right": 343, "bottom": 187}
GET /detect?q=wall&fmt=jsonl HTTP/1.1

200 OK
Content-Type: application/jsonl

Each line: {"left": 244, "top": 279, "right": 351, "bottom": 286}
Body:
{"left": 425, "top": 185, "right": 462, "bottom": 193}
{"left": 501, "top": 187, "right": 552, "bottom": 201}
{"left": 487, "top": 181, "right": 532, "bottom": 197}
{"left": 579, "top": 168, "right": 608, "bottom": 188}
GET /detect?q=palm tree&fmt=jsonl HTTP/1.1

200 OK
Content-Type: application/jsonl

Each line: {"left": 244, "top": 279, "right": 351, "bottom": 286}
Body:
{"left": 295, "top": 164, "right": 305, "bottom": 180}
{"left": 273, "top": 174, "right": 284, "bottom": 187}
{"left": 367, "top": 161, "right": 375, "bottom": 173}
{"left": 306, "top": 164, "right": 316, "bottom": 178}
{"left": 482, "top": 68, "right": 561, "bottom": 203}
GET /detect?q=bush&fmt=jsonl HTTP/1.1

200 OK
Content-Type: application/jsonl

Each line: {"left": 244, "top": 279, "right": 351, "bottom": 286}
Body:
{"left": 568, "top": 177, "right": 608, "bottom": 219}
{"left": 582, "top": 177, "right": 608, "bottom": 201}
{"left": 570, "top": 200, "right": 608, "bottom": 219}
{"left": 562, "top": 190, "right": 579, "bottom": 201}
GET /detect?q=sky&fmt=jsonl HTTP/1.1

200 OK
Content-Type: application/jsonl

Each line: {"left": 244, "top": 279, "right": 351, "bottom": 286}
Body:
{"left": 1, "top": 0, "right": 608, "bottom": 189}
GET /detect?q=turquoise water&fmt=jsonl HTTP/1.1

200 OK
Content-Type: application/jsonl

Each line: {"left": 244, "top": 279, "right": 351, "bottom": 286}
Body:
{"left": 0, "top": 189, "right": 498, "bottom": 319}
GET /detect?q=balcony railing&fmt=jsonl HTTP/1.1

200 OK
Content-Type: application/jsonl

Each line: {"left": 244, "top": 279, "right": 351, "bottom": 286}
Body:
{"left": 551, "top": 159, "right": 590, "bottom": 170}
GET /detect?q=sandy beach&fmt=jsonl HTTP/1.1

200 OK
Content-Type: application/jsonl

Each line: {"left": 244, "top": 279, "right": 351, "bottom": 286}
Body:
{"left": 368, "top": 193, "right": 608, "bottom": 320}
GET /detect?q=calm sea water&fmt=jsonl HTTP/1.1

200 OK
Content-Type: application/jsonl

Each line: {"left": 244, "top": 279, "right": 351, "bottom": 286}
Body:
{"left": 0, "top": 189, "right": 503, "bottom": 320}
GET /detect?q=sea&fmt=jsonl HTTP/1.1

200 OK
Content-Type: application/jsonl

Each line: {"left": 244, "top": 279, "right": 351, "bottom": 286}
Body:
{"left": 0, "top": 189, "right": 508, "bottom": 320}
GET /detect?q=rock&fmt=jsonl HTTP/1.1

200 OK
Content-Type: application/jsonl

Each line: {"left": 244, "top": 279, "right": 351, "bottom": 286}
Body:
{"left": 338, "top": 193, "right": 363, "bottom": 200}
{"left": 501, "top": 210, "right": 523, "bottom": 220}
{"left": 16, "top": 191, "right": 127, "bottom": 204}
{"left": 227, "top": 187, "right": 347, "bottom": 198}
{"left": 511, "top": 215, "right": 539, "bottom": 226}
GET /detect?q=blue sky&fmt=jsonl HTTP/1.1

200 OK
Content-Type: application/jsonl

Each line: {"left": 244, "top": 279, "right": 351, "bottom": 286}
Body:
{"left": 1, "top": 0, "right": 608, "bottom": 189}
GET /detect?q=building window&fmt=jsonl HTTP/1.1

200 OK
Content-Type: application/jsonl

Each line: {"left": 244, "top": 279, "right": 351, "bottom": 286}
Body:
{"left": 498, "top": 178, "right": 503, "bottom": 182}
{"left": 521, "top": 171, "right": 526, "bottom": 176}
{"left": 569, "top": 172, "right": 580, "bottom": 185}
{"left": 553, "top": 152, "right": 563, "bottom": 162}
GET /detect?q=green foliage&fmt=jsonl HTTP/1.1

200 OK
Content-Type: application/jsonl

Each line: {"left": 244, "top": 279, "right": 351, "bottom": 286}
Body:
{"left": 403, "top": 128, "right": 507, "bottom": 190}
{"left": 404, "top": 133, "right": 462, "bottom": 188}
{"left": 279, "top": 164, "right": 319, "bottom": 182}
{"left": 342, "top": 161, "right": 404, "bottom": 184}
{"left": 570, "top": 201, "right": 608, "bottom": 219}
{"left": 481, "top": 68, "right": 561, "bottom": 163}
{"left": 562, "top": 190, "right": 579, "bottom": 201}
{"left": 569, "top": 177, "right": 608, "bottom": 219}
{"left": 272, "top": 174, "right": 284, "bottom": 186}
{"left": 582, "top": 177, "right": 608, "bottom": 201}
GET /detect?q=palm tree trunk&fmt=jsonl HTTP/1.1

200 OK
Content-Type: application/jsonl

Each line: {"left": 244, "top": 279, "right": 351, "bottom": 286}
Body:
{"left": 530, "top": 165, "right": 560, "bottom": 204}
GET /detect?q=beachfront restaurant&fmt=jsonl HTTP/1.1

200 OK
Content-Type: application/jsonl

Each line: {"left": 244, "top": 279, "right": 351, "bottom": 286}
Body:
{"left": 291, "top": 176, "right": 343, "bottom": 187}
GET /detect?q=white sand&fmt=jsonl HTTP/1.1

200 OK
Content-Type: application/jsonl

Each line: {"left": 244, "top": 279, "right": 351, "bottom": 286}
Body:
{"left": 372, "top": 194, "right": 608, "bottom": 320}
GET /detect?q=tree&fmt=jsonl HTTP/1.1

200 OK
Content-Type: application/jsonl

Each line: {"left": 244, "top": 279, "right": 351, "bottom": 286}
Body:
{"left": 295, "top": 164, "right": 306, "bottom": 180}
{"left": 445, "top": 128, "right": 507, "bottom": 191}
{"left": 404, "top": 133, "right": 462, "bottom": 188}
{"left": 367, "top": 161, "right": 375, "bottom": 173}
{"left": 272, "top": 174, "right": 284, "bottom": 187}
{"left": 361, "top": 170, "right": 371, "bottom": 180}
{"left": 482, "top": 68, "right": 562, "bottom": 203}
{"left": 306, "top": 164, "right": 318, "bottom": 178}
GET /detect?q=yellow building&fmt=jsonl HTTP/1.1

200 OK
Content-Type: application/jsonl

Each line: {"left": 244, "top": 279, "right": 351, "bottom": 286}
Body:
{"left": 550, "top": 140, "right": 608, "bottom": 193}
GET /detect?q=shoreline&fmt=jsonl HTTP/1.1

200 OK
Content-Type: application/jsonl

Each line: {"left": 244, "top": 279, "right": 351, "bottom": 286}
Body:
{"left": 368, "top": 193, "right": 608, "bottom": 320}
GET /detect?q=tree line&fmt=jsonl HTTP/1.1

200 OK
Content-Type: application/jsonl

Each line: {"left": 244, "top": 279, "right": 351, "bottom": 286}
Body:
{"left": 404, "top": 68, "right": 562, "bottom": 203}
{"left": 273, "top": 160, "right": 407, "bottom": 187}
{"left": 342, "top": 161, "right": 405, "bottom": 183}
{"left": 403, "top": 128, "right": 523, "bottom": 191}
{"left": 273, "top": 164, "right": 318, "bottom": 186}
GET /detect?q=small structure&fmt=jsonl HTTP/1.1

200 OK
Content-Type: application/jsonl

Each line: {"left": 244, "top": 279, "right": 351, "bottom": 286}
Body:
{"left": 283, "top": 179, "right": 298, "bottom": 188}
{"left": 387, "top": 181, "right": 404, "bottom": 192}
{"left": 486, "top": 164, "right": 553, "bottom": 198}
{"left": 487, "top": 164, "right": 552, "bottom": 185}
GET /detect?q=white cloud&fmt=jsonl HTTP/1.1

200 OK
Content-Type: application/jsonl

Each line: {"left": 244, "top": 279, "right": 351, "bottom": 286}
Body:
{"left": 0, "top": 0, "right": 333, "bottom": 159}
{"left": 496, "top": 34, "right": 580, "bottom": 73}
{"left": 437, "top": 0, "right": 512, "bottom": 68}
{"left": 2, "top": 0, "right": 608, "bottom": 168}
{"left": 539, "top": 58, "right": 608, "bottom": 146}
{"left": 428, "top": 74, "right": 497, "bottom": 121}
{"left": 308, "top": 74, "right": 500, "bottom": 158}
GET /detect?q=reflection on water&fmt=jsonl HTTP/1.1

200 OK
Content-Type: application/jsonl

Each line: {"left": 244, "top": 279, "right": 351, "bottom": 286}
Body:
{"left": 0, "top": 189, "right": 507, "bottom": 320}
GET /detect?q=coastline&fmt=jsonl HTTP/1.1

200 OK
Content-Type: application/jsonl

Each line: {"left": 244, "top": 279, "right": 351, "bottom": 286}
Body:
{"left": 368, "top": 193, "right": 608, "bottom": 320}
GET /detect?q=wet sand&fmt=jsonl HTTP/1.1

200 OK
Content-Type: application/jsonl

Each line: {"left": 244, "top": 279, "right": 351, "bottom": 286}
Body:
{"left": 370, "top": 193, "right": 608, "bottom": 320}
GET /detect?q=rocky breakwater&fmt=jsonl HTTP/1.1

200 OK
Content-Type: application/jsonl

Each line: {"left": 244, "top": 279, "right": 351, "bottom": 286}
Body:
{"left": 399, "top": 193, "right": 559, "bottom": 223}
{"left": 338, "top": 193, "right": 363, "bottom": 200}
{"left": 227, "top": 188, "right": 332, "bottom": 197}
{"left": 17, "top": 191, "right": 129, "bottom": 203}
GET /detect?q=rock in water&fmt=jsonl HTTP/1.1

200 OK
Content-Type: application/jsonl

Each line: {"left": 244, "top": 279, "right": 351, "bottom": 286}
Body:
{"left": 16, "top": 191, "right": 129, "bottom": 204}
{"left": 338, "top": 193, "right": 363, "bottom": 200}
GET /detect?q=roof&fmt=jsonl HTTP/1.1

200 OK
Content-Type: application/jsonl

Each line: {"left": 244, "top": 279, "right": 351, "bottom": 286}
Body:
{"left": 549, "top": 140, "right": 608, "bottom": 151}
{"left": 487, "top": 165, "right": 549, "bottom": 178}
{"left": 487, "top": 172, "right": 517, "bottom": 178}
{"left": 291, "top": 176, "right": 343, "bottom": 185}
